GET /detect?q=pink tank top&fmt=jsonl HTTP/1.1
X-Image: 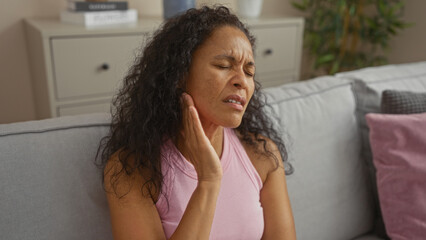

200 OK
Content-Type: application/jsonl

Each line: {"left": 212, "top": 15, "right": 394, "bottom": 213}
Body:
{"left": 155, "top": 128, "right": 264, "bottom": 239}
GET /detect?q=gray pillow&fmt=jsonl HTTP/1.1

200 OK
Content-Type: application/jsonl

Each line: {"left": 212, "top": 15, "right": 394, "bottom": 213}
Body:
{"left": 381, "top": 90, "right": 426, "bottom": 114}
{"left": 351, "top": 80, "right": 388, "bottom": 239}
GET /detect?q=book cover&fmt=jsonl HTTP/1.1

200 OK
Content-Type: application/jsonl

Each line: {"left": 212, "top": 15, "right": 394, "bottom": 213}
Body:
{"left": 60, "top": 9, "right": 138, "bottom": 26}
{"left": 67, "top": 1, "right": 128, "bottom": 12}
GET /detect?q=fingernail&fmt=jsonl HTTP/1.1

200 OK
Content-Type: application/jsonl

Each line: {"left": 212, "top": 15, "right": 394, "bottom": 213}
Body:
{"left": 184, "top": 93, "right": 190, "bottom": 102}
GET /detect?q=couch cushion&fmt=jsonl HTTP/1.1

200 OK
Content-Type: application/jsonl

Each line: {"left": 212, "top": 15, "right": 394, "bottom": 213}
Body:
{"left": 0, "top": 113, "right": 112, "bottom": 240}
{"left": 336, "top": 61, "right": 426, "bottom": 238}
{"left": 263, "top": 76, "right": 375, "bottom": 240}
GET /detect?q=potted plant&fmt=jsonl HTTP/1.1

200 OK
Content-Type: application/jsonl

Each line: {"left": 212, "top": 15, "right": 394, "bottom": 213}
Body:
{"left": 292, "top": 0, "right": 412, "bottom": 76}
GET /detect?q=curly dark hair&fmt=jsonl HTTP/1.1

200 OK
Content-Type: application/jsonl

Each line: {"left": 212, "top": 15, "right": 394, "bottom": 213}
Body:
{"left": 96, "top": 5, "right": 293, "bottom": 203}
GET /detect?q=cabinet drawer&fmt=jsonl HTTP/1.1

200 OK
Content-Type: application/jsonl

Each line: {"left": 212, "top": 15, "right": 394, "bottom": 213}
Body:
{"left": 57, "top": 101, "right": 111, "bottom": 116}
{"left": 251, "top": 25, "right": 298, "bottom": 74}
{"left": 51, "top": 34, "right": 145, "bottom": 100}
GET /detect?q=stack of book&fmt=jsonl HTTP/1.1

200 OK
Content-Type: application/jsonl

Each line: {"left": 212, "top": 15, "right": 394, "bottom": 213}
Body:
{"left": 60, "top": 0, "right": 138, "bottom": 27}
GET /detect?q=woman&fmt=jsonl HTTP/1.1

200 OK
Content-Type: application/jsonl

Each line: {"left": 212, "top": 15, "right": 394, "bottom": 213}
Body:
{"left": 97, "top": 6, "right": 296, "bottom": 240}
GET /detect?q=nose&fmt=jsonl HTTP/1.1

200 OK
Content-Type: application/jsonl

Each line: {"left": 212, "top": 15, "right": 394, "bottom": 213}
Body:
{"left": 231, "top": 67, "right": 250, "bottom": 89}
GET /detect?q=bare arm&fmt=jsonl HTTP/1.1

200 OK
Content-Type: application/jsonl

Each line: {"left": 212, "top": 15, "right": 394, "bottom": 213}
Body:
{"left": 260, "top": 141, "right": 296, "bottom": 240}
{"left": 169, "top": 181, "right": 221, "bottom": 239}
{"left": 105, "top": 160, "right": 166, "bottom": 240}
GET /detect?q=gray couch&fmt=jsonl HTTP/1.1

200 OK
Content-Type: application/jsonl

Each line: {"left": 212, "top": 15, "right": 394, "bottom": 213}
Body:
{"left": 1, "top": 62, "right": 425, "bottom": 240}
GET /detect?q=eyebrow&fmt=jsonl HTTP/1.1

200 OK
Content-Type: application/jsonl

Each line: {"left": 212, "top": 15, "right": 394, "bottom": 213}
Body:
{"left": 213, "top": 54, "right": 255, "bottom": 66}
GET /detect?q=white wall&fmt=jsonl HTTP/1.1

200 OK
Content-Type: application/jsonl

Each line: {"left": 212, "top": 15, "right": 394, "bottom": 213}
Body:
{"left": 1, "top": 0, "right": 425, "bottom": 123}
{"left": 387, "top": 1, "right": 426, "bottom": 64}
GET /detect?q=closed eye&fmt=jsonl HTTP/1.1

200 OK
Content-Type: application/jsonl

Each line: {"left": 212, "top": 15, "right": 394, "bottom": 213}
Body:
{"left": 245, "top": 66, "right": 255, "bottom": 77}
{"left": 245, "top": 71, "right": 254, "bottom": 77}
{"left": 215, "top": 65, "right": 231, "bottom": 69}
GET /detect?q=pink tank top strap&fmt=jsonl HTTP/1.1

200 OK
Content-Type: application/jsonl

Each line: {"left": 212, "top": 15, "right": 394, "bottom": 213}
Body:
{"left": 225, "top": 128, "right": 263, "bottom": 191}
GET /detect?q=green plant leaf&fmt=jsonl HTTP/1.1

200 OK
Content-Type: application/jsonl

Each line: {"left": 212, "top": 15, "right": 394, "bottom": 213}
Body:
{"left": 291, "top": 0, "right": 411, "bottom": 77}
{"left": 292, "top": 1, "right": 307, "bottom": 11}
{"left": 330, "top": 61, "right": 340, "bottom": 74}
{"left": 315, "top": 54, "right": 335, "bottom": 66}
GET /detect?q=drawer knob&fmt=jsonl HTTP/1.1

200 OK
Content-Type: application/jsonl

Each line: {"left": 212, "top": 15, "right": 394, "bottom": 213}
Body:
{"left": 100, "top": 63, "right": 110, "bottom": 71}
{"left": 264, "top": 49, "right": 273, "bottom": 56}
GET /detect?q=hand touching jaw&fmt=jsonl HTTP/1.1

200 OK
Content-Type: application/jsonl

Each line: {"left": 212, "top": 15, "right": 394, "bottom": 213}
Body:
{"left": 178, "top": 92, "right": 223, "bottom": 180}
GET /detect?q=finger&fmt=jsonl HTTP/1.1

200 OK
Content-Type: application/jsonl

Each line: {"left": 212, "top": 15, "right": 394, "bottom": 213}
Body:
{"left": 189, "top": 105, "right": 208, "bottom": 144}
{"left": 184, "top": 94, "right": 208, "bottom": 141}
{"left": 183, "top": 93, "right": 198, "bottom": 142}
{"left": 183, "top": 92, "right": 195, "bottom": 108}
{"left": 183, "top": 93, "right": 210, "bottom": 146}
{"left": 183, "top": 93, "right": 197, "bottom": 137}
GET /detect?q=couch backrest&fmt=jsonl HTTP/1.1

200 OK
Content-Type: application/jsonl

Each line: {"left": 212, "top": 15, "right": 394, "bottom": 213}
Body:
{"left": 263, "top": 76, "right": 376, "bottom": 240}
{"left": 0, "top": 113, "right": 112, "bottom": 240}
{"left": 335, "top": 61, "right": 426, "bottom": 238}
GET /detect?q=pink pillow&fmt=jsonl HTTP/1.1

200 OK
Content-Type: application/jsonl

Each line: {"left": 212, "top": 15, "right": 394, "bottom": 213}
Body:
{"left": 366, "top": 112, "right": 426, "bottom": 240}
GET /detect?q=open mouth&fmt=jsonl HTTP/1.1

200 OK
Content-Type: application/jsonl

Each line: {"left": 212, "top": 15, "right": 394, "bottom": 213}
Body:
{"left": 225, "top": 99, "right": 242, "bottom": 105}
{"left": 223, "top": 95, "right": 246, "bottom": 111}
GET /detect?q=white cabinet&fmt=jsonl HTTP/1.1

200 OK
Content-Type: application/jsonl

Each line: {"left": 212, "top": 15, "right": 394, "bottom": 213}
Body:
{"left": 245, "top": 18, "right": 303, "bottom": 87}
{"left": 25, "top": 17, "right": 303, "bottom": 118}
{"left": 51, "top": 35, "right": 143, "bottom": 99}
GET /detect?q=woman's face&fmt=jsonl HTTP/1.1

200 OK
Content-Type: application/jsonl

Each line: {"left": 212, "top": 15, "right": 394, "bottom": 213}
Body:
{"left": 185, "top": 25, "right": 255, "bottom": 128}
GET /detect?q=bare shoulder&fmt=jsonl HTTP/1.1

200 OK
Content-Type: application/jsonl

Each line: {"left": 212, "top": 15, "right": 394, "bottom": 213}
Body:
{"left": 104, "top": 150, "right": 166, "bottom": 239}
{"left": 236, "top": 131, "right": 283, "bottom": 185}
{"left": 104, "top": 149, "right": 157, "bottom": 202}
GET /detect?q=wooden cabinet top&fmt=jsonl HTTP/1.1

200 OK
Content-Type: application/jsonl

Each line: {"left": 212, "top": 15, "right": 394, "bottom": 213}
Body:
{"left": 25, "top": 16, "right": 304, "bottom": 38}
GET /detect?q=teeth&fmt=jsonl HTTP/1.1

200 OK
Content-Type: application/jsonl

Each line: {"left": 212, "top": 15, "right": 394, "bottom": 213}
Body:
{"left": 227, "top": 99, "right": 242, "bottom": 104}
